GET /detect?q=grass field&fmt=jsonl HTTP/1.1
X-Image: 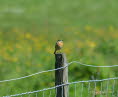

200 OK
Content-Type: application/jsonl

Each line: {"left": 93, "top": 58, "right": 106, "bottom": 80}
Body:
{"left": 0, "top": 0, "right": 118, "bottom": 96}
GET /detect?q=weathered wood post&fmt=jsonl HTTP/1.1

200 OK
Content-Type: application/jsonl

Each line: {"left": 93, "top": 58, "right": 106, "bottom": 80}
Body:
{"left": 55, "top": 53, "right": 68, "bottom": 97}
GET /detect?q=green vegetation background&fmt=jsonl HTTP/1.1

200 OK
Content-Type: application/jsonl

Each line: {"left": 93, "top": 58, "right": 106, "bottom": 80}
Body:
{"left": 0, "top": 0, "right": 118, "bottom": 96}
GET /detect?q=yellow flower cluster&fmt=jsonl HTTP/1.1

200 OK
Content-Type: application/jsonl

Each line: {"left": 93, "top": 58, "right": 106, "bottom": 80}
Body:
{"left": 0, "top": 26, "right": 118, "bottom": 65}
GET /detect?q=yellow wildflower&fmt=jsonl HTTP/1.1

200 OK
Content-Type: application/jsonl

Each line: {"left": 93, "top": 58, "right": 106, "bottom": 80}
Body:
{"left": 109, "top": 26, "right": 114, "bottom": 32}
{"left": 25, "top": 33, "right": 32, "bottom": 39}
{"left": 12, "top": 57, "right": 18, "bottom": 62}
{"left": 85, "top": 25, "right": 92, "bottom": 31}
{"left": 87, "top": 41, "right": 96, "bottom": 48}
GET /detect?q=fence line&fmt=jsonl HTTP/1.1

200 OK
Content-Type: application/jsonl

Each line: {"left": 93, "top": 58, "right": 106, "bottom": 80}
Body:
{"left": 70, "top": 61, "right": 118, "bottom": 67}
{"left": 3, "top": 77, "right": 118, "bottom": 97}
{"left": 0, "top": 61, "right": 118, "bottom": 83}
{"left": 0, "top": 64, "right": 68, "bottom": 83}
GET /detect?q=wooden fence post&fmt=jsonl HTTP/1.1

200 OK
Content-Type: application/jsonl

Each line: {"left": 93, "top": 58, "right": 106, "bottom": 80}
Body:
{"left": 55, "top": 53, "right": 68, "bottom": 97}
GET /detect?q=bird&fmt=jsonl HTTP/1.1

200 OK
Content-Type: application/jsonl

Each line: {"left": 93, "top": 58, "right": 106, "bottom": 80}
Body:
{"left": 54, "top": 40, "right": 63, "bottom": 54}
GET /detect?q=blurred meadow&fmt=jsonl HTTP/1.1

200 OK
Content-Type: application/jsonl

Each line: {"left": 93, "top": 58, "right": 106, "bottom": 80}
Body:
{"left": 0, "top": 0, "right": 118, "bottom": 96}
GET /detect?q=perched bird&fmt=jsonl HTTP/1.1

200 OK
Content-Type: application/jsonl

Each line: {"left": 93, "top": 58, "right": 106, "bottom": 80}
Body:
{"left": 54, "top": 40, "right": 63, "bottom": 54}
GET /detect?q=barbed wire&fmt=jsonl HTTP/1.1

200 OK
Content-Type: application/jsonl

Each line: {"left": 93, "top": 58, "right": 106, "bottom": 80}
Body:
{"left": 0, "top": 61, "right": 118, "bottom": 83}
{"left": 3, "top": 77, "right": 118, "bottom": 97}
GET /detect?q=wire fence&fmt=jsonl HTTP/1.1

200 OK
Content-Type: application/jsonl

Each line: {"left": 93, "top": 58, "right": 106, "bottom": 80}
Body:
{"left": 1, "top": 61, "right": 118, "bottom": 97}
{"left": 3, "top": 77, "right": 118, "bottom": 97}
{"left": 0, "top": 61, "right": 118, "bottom": 83}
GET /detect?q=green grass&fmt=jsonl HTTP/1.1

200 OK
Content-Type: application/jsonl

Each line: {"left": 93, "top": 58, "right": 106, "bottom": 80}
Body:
{"left": 0, "top": 0, "right": 118, "bottom": 30}
{"left": 0, "top": 0, "right": 118, "bottom": 96}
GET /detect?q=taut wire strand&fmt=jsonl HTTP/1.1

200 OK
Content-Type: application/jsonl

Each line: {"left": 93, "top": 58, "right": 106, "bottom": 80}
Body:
{"left": 69, "top": 61, "right": 118, "bottom": 67}
{"left": 0, "top": 61, "right": 118, "bottom": 83}
{"left": 3, "top": 77, "right": 118, "bottom": 97}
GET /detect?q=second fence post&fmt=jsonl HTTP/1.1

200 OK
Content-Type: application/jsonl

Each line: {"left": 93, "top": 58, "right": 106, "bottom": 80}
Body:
{"left": 55, "top": 53, "right": 68, "bottom": 97}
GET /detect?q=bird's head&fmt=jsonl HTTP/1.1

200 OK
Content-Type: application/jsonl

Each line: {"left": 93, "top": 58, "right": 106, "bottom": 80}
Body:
{"left": 57, "top": 40, "right": 63, "bottom": 47}
{"left": 57, "top": 40, "right": 63, "bottom": 42}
